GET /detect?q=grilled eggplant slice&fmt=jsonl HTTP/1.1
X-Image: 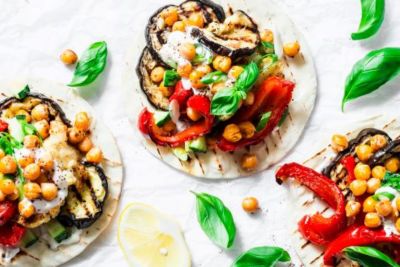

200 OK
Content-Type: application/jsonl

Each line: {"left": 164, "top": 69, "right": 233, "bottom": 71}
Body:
{"left": 58, "top": 162, "right": 108, "bottom": 229}
{"left": 137, "top": 47, "right": 171, "bottom": 110}
{"left": 369, "top": 139, "right": 400, "bottom": 166}
{"left": 190, "top": 10, "right": 260, "bottom": 59}
{"left": 145, "top": 1, "right": 224, "bottom": 63}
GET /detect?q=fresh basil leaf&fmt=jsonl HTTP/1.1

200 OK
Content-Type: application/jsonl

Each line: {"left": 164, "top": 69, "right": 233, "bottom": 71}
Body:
{"left": 211, "top": 88, "right": 242, "bottom": 116}
{"left": 17, "top": 85, "right": 30, "bottom": 100}
{"left": 352, "top": 0, "right": 385, "bottom": 40}
{"left": 259, "top": 41, "right": 275, "bottom": 55}
{"left": 201, "top": 71, "right": 227, "bottom": 85}
{"left": 68, "top": 41, "right": 108, "bottom": 87}
{"left": 0, "top": 132, "right": 22, "bottom": 155}
{"left": 262, "top": 42, "right": 274, "bottom": 50}
{"left": 256, "top": 111, "right": 272, "bottom": 132}
{"left": 278, "top": 108, "right": 289, "bottom": 126}
{"left": 192, "top": 191, "right": 236, "bottom": 248}
{"left": 235, "top": 62, "right": 259, "bottom": 92}
{"left": 163, "top": 70, "right": 180, "bottom": 87}
{"left": 193, "top": 44, "right": 213, "bottom": 64}
{"left": 342, "top": 47, "right": 400, "bottom": 111}
{"left": 382, "top": 172, "right": 400, "bottom": 190}
{"left": 232, "top": 246, "right": 291, "bottom": 267}
{"left": 372, "top": 192, "right": 395, "bottom": 201}
{"left": 344, "top": 246, "right": 399, "bottom": 267}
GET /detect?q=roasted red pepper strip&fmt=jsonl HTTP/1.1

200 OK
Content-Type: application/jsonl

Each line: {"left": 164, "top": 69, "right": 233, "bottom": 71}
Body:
{"left": 341, "top": 156, "right": 356, "bottom": 184}
{"left": 138, "top": 95, "right": 214, "bottom": 147}
{"left": 0, "top": 223, "right": 25, "bottom": 247}
{"left": 323, "top": 226, "right": 400, "bottom": 265}
{"left": 0, "top": 120, "right": 8, "bottom": 132}
{"left": 217, "top": 76, "right": 294, "bottom": 152}
{"left": 276, "top": 163, "right": 346, "bottom": 245}
{"left": 169, "top": 81, "right": 193, "bottom": 110}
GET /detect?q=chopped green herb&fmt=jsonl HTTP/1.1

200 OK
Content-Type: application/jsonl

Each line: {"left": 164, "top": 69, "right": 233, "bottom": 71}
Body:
{"left": 163, "top": 70, "right": 180, "bottom": 87}
{"left": 17, "top": 85, "right": 30, "bottom": 100}
{"left": 256, "top": 111, "right": 272, "bottom": 132}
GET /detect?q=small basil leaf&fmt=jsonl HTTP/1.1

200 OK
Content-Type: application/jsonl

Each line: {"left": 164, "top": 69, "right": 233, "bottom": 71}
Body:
{"left": 232, "top": 246, "right": 291, "bottom": 267}
{"left": 193, "top": 44, "right": 213, "bottom": 64}
{"left": 256, "top": 111, "right": 272, "bottom": 132}
{"left": 68, "top": 41, "right": 108, "bottom": 87}
{"left": 163, "top": 70, "right": 180, "bottom": 87}
{"left": 201, "top": 71, "right": 227, "bottom": 85}
{"left": 192, "top": 191, "right": 236, "bottom": 248}
{"left": 382, "top": 172, "right": 400, "bottom": 190}
{"left": 278, "top": 108, "right": 289, "bottom": 126}
{"left": 235, "top": 62, "right": 259, "bottom": 93}
{"left": 211, "top": 88, "right": 242, "bottom": 116}
{"left": 259, "top": 41, "right": 275, "bottom": 54}
{"left": 352, "top": 0, "right": 385, "bottom": 40}
{"left": 17, "top": 85, "right": 30, "bottom": 100}
{"left": 342, "top": 47, "right": 400, "bottom": 110}
{"left": 344, "top": 246, "right": 399, "bottom": 267}
{"left": 372, "top": 192, "right": 395, "bottom": 201}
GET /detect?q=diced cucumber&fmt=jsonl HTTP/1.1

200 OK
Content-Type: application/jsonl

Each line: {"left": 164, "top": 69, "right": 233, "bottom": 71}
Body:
{"left": 47, "top": 220, "right": 70, "bottom": 243}
{"left": 20, "top": 229, "right": 38, "bottom": 248}
{"left": 154, "top": 111, "right": 171, "bottom": 127}
{"left": 185, "top": 136, "right": 207, "bottom": 153}
{"left": 172, "top": 147, "right": 189, "bottom": 161}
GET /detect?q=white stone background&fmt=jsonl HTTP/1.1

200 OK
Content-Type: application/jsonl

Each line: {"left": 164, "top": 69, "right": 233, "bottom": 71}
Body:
{"left": 1, "top": 0, "right": 400, "bottom": 266}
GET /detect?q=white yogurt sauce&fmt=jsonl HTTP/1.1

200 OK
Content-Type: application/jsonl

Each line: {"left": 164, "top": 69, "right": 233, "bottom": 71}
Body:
{"left": 375, "top": 186, "right": 400, "bottom": 235}
{"left": 40, "top": 226, "right": 82, "bottom": 250}
{"left": 0, "top": 246, "right": 20, "bottom": 265}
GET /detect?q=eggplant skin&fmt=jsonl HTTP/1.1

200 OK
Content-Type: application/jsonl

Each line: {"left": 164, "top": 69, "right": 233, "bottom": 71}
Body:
{"left": 0, "top": 93, "right": 72, "bottom": 127}
{"left": 136, "top": 47, "right": 170, "bottom": 110}
{"left": 180, "top": 0, "right": 225, "bottom": 23}
{"left": 369, "top": 139, "right": 400, "bottom": 167}
{"left": 58, "top": 162, "right": 108, "bottom": 229}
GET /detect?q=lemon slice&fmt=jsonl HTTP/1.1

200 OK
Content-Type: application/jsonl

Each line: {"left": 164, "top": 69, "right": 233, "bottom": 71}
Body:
{"left": 118, "top": 203, "right": 191, "bottom": 267}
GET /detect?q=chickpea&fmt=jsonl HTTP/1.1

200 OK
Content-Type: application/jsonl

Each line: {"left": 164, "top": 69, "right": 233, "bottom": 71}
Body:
{"left": 24, "top": 163, "right": 41, "bottom": 181}
{"left": 17, "top": 154, "right": 35, "bottom": 168}
{"left": 172, "top": 21, "right": 186, "bottom": 32}
{"left": 375, "top": 199, "right": 393, "bottom": 217}
{"left": 260, "top": 29, "right": 274, "bottom": 43}
{"left": 187, "top": 12, "right": 204, "bottom": 28}
{"left": 23, "top": 135, "right": 40, "bottom": 149}
{"left": 18, "top": 199, "right": 35, "bottom": 218}
{"left": 150, "top": 66, "right": 165, "bottom": 83}
{"left": 187, "top": 107, "right": 201, "bottom": 122}
{"left": 244, "top": 92, "right": 255, "bottom": 106}
{"left": 228, "top": 66, "right": 244, "bottom": 79}
{"left": 23, "top": 182, "right": 41, "bottom": 200}
{"left": 196, "top": 64, "right": 212, "bottom": 75}
{"left": 372, "top": 166, "right": 386, "bottom": 180}
{"left": 331, "top": 134, "right": 348, "bottom": 153}
{"left": 7, "top": 190, "right": 19, "bottom": 201}
{"left": 31, "top": 104, "right": 49, "bottom": 121}
{"left": 349, "top": 180, "right": 367, "bottom": 196}
{"left": 37, "top": 152, "right": 54, "bottom": 171}
{"left": 159, "top": 82, "right": 173, "bottom": 97}
{"left": 177, "top": 63, "right": 193, "bottom": 78}
{"left": 0, "top": 179, "right": 16, "bottom": 195}
{"left": 86, "top": 147, "right": 103, "bottom": 163}
{"left": 364, "top": 212, "right": 381, "bottom": 228}
{"left": 355, "top": 144, "right": 373, "bottom": 162}
{"left": 189, "top": 70, "right": 205, "bottom": 89}
{"left": 238, "top": 121, "right": 256, "bottom": 139}
{"left": 49, "top": 120, "right": 67, "bottom": 135}
{"left": 283, "top": 41, "right": 300, "bottom": 57}
{"left": 0, "top": 149, "right": 5, "bottom": 159}
{"left": 162, "top": 121, "right": 176, "bottom": 132}
{"left": 354, "top": 163, "right": 371, "bottom": 180}
{"left": 60, "top": 49, "right": 78, "bottom": 65}
{"left": 16, "top": 110, "right": 31, "bottom": 122}
{"left": 241, "top": 154, "right": 258, "bottom": 171}
{"left": 345, "top": 200, "right": 361, "bottom": 217}
{"left": 41, "top": 183, "right": 58, "bottom": 201}
{"left": 242, "top": 197, "right": 259, "bottom": 213}
{"left": 68, "top": 128, "right": 85, "bottom": 144}
{"left": 75, "top": 112, "right": 91, "bottom": 132}
{"left": 363, "top": 196, "right": 377, "bottom": 213}
{"left": 0, "top": 155, "right": 17, "bottom": 174}
{"left": 370, "top": 134, "right": 388, "bottom": 151}
{"left": 211, "top": 82, "right": 225, "bottom": 94}
{"left": 223, "top": 124, "right": 242, "bottom": 143}
{"left": 385, "top": 157, "right": 400, "bottom": 173}
{"left": 34, "top": 120, "right": 50, "bottom": 139}
{"left": 180, "top": 43, "right": 196, "bottom": 61}
{"left": 213, "top": 56, "right": 232, "bottom": 73}
{"left": 396, "top": 218, "right": 400, "bottom": 233}
{"left": 78, "top": 137, "right": 93, "bottom": 153}
{"left": 9, "top": 103, "right": 25, "bottom": 113}
{"left": 163, "top": 7, "right": 179, "bottom": 27}
{"left": 0, "top": 190, "right": 4, "bottom": 202}
{"left": 367, "top": 178, "right": 381, "bottom": 194}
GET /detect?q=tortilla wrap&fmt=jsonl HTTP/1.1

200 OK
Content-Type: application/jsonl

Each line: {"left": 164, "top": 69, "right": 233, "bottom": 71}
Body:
{"left": 0, "top": 79, "right": 123, "bottom": 267}
{"left": 124, "top": 0, "right": 317, "bottom": 179}
{"left": 286, "top": 115, "right": 400, "bottom": 266}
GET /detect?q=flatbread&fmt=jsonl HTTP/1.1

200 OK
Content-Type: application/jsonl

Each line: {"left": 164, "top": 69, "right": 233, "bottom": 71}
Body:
{"left": 0, "top": 79, "right": 123, "bottom": 267}
{"left": 124, "top": 0, "right": 317, "bottom": 179}
{"left": 286, "top": 115, "right": 400, "bottom": 266}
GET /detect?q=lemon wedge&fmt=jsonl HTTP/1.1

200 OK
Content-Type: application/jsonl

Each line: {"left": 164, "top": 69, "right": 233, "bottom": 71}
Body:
{"left": 118, "top": 203, "right": 191, "bottom": 267}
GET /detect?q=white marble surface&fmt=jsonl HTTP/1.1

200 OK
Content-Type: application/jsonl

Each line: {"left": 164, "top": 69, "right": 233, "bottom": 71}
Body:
{"left": 0, "top": 0, "right": 400, "bottom": 266}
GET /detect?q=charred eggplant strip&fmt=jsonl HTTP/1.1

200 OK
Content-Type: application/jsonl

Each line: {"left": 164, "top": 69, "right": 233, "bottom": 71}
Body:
{"left": 136, "top": 47, "right": 171, "bottom": 110}
{"left": 59, "top": 162, "right": 108, "bottom": 229}
{"left": 191, "top": 10, "right": 260, "bottom": 59}
{"left": 369, "top": 139, "right": 400, "bottom": 167}
{"left": 322, "top": 128, "right": 391, "bottom": 179}
{"left": 180, "top": 0, "right": 225, "bottom": 24}
{"left": 0, "top": 93, "right": 72, "bottom": 127}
